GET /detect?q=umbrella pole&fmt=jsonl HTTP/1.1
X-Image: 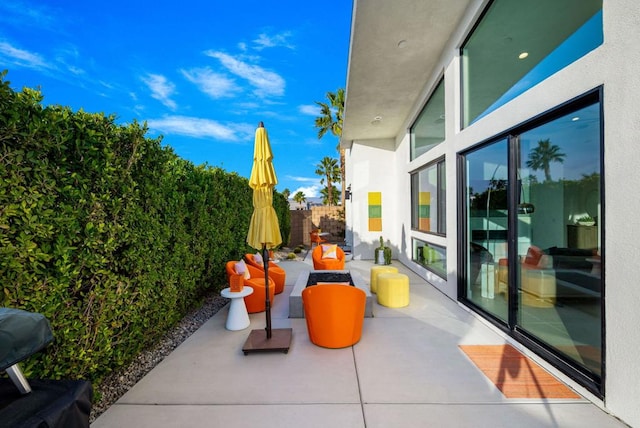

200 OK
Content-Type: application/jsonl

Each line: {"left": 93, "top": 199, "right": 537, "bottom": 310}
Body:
{"left": 263, "top": 244, "right": 272, "bottom": 339}
{"left": 242, "top": 244, "right": 292, "bottom": 355}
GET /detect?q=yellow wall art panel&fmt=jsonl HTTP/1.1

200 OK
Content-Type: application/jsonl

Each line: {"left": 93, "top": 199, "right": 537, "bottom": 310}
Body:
{"left": 368, "top": 192, "right": 382, "bottom": 231}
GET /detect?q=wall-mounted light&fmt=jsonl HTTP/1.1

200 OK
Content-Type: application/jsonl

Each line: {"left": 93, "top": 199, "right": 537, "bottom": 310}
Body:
{"left": 345, "top": 185, "right": 352, "bottom": 200}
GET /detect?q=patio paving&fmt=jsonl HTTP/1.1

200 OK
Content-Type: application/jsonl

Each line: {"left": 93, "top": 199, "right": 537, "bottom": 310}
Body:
{"left": 92, "top": 255, "right": 627, "bottom": 428}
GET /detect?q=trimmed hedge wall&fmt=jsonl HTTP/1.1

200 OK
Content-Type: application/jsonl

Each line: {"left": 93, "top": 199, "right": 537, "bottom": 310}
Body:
{"left": 0, "top": 71, "right": 290, "bottom": 387}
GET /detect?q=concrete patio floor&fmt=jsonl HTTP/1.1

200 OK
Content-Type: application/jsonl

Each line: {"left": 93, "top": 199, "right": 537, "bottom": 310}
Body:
{"left": 92, "top": 255, "right": 626, "bottom": 428}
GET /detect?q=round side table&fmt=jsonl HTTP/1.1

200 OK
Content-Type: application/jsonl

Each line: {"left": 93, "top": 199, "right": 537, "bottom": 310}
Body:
{"left": 220, "top": 286, "right": 254, "bottom": 331}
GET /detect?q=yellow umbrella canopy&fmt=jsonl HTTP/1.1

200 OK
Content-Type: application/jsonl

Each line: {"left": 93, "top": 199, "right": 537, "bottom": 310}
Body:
{"left": 247, "top": 122, "right": 282, "bottom": 251}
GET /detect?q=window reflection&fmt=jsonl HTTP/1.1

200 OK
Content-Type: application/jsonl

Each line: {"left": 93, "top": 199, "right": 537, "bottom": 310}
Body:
{"left": 462, "top": 98, "right": 602, "bottom": 378}
{"left": 461, "top": 0, "right": 603, "bottom": 127}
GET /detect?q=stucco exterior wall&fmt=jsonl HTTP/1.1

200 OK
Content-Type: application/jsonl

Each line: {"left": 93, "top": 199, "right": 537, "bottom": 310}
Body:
{"left": 344, "top": 0, "right": 640, "bottom": 425}
{"left": 345, "top": 143, "right": 398, "bottom": 260}
{"left": 596, "top": 0, "right": 640, "bottom": 424}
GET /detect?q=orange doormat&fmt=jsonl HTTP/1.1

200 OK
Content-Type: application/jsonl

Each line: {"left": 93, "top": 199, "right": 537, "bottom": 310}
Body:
{"left": 459, "top": 344, "right": 581, "bottom": 399}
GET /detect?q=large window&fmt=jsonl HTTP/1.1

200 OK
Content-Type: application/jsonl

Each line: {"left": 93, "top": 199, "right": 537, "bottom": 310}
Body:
{"left": 461, "top": 89, "right": 603, "bottom": 395}
{"left": 410, "top": 79, "right": 445, "bottom": 160}
{"left": 411, "top": 159, "right": 445, "bottom": 235}
{"left": 461, "top": 0, "right": 603, "bottom": 128}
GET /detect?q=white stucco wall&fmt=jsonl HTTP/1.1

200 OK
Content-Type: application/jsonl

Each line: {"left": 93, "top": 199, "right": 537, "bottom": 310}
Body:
{"left": 345, "top": 142, "right": 399, "bottom": 260}
{"left": 596, "top": 1, "right": 640, "bottom": 425}
{"left": 345, "top": 0, "right": 640, "bottom": 425}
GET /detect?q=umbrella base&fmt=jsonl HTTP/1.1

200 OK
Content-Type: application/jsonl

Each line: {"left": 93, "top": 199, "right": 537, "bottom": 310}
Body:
{"left": 242, "top": 328, "right": 292, "bottom": 355}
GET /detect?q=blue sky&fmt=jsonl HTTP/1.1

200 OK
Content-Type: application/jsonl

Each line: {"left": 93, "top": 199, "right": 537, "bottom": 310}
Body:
{"left": 0, "top": 1, "right": 351, "bottom": 197}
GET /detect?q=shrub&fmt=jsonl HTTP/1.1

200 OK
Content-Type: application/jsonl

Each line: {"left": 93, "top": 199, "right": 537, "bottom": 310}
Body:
{"left": 0, "top": 71, "right": 290, "bottom": 389}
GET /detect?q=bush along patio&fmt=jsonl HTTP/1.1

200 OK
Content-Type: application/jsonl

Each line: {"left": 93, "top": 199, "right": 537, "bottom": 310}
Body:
{"left": 0, "top": 72, "right": 290, "bottom": 394}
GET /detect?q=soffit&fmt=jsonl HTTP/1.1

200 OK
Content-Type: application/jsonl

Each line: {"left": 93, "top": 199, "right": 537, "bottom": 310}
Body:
{"left": 342, "top": 0, "right": 474, "bottom": 147}
{"left": 342, "top": 0, "right": 601, "bottom": 148}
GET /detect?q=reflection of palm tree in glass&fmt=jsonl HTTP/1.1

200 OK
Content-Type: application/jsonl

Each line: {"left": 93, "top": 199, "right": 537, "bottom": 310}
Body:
{"left": 526, "top": 139, "right": 566, "bottom": 182}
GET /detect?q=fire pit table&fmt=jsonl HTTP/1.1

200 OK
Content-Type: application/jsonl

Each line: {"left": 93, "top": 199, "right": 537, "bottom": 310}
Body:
{"left": 289, "top": 270, "right": 373, "bottom": 318}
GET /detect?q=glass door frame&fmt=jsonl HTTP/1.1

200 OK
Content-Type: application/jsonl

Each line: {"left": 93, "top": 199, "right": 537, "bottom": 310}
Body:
{"left": 457, "top": 87, "right": 605, "bottom": 397}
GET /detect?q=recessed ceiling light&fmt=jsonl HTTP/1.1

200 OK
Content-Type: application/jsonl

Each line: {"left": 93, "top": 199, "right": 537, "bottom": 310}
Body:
{"left": 572, "top": 116, "right": 580, "bottom": 121}
{"left": 371, "top": 116, "right": 382, "bottom": 125}
{"left": 518, "top": 52, "right": 529, "bottom": 59}
{"left": 397, "top": 40, "right": 407, "bottom": 49}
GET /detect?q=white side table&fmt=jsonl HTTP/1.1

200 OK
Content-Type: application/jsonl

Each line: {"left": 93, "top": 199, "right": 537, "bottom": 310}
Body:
{"left": 220, "top": 286, "right": 254, "bottom": 331}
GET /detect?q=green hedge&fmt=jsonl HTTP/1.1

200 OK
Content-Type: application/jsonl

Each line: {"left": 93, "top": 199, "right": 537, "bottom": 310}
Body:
{"left": 0, "top": 71, "right": 290, "bottom": 387}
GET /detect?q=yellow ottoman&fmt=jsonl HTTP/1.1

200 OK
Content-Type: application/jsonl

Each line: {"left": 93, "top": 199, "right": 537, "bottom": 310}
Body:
{"left": 377, "top": 273, "right": 410, "bottom": 308}
{"left": 370, "top": 266, "right": 399, "bottom": 294}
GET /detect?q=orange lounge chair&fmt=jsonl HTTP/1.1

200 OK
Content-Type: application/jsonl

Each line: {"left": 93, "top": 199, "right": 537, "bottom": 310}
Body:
{"left": 312, "top": 244, "right": 346, "bottom": 270}
{"left": 310, "top": 230, "right": 328, "bottom": 248}
{"left": 302, "top": 284, "right": 366, "bottom": 348}
{"left": 244, "top": 253, "right": 286, "bottom": 294}
{"left": 225, "top": 261, "right": 276, "bottom": 313}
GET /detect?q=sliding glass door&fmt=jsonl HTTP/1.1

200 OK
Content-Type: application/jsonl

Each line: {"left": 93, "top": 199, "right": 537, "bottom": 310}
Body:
{"left": 461, "top": 91, "right": 603, "bottom": 391}
{"left": 516, "top": 101, "right": 602, "bottom": 378}
{"left": 464, "top": 139, "right": 509, "bottom": 323}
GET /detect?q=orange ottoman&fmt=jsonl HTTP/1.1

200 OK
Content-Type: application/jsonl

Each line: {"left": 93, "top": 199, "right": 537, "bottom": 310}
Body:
{"left": 369, "top": 266, "right": 398, "bottom": 294}
{"left": 377, "top": 273, "right": 410, "bottom": 308}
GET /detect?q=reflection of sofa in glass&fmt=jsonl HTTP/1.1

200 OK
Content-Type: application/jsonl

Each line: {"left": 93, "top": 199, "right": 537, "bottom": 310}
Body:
{"left": 545, "top": 246, "right": 596, "bottom": 272}
{"left": 496, "top": 245, "right": 601, "bottom": 305}
{"left": 497, "top": 246, "right": 556, "bottom": 307}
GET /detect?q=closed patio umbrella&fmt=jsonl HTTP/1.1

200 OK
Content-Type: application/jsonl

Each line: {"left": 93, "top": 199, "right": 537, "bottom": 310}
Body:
{"left": 243, "top": 122, "right": 291, "bottom": 355}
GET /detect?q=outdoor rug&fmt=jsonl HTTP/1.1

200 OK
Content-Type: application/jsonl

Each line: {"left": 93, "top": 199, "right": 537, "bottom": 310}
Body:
{"left": 459, "top": 344, "right": 581, "bottom": 399}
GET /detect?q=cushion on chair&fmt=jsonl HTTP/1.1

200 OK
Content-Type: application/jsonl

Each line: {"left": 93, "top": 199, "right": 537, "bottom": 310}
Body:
{"left": 234, "top": 260, "right": 250, "bottom": 279}
{"left": 321, "top": 244, "right": 338, "bottom": 259}
{"left": 254, "top": 252, "right": 263, "bottom": 265}
{"left": 523, "top": 246, "right": 544, "bottom": 267}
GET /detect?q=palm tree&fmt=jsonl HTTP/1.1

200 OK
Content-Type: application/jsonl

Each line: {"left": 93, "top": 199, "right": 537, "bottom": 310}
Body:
{"left": 314, "top": 88, "right": 345, "bottom": 205}
{"left": 320, "top": 186, "right": 340, "bottom": 206}
{"left": 281, "top": 188, "right": 291, "bottom": 201}
{"left": 293, "top": 191, "right": 306, "bottom": 208}
{"left": 526, "top": 139, "right": 566, "bottom": 182}
{"left": 315, "top": 156, "right": 341, "bottom": 206}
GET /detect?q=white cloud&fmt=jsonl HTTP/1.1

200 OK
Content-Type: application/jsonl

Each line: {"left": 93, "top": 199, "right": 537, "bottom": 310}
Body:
{"left": 287, "top": 175, "right": 318, "bottom": 183}
{"left": 142, "top": 73, "right": 177, "bottom": 110}
{"left": 205, "top": 50, "right": 285, "bottom": 98}
{"left": 181, "top": 67, "right": 239, "bottom": 99}
{"left": 0, "top": 41, "right": 49, "bottom": 69}
{"left": 146, "top": 115, "right": 254, "bottom": 141}
{"left": 298, "top": 104, "right": 320, "bottom": 116}
{"left": 253, "top": 31, "right": 294, "bottom": 50}
{"left": 292, "top": 185, "right": 321, "bottom": 198}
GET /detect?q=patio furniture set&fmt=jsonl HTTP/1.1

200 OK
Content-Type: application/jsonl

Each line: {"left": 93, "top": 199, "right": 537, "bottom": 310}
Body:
{"left": 222, "top": 243, "right": 412, "bottom": 349}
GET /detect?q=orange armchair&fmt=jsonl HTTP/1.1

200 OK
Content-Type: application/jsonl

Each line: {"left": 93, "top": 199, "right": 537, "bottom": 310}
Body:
{"left": 244, "top": 253, "right": 286, "bottom": 294}
{"left": 302, "top": 284, "right": 366, "bottom": 348}
{"left": 225, "top": 261, "right": 276, "bottom": 313}
{"left": 312, "top": 244, "right": 346, "bottom": 270}
{"left": 310, "top": 230, "right": 327, "bottom": 248}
